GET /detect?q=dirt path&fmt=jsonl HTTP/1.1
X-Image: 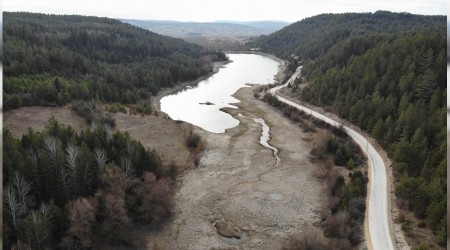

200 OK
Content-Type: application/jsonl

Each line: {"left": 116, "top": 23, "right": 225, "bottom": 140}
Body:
{"left": 152, "top": 86, "right": 326, "bottom": 249}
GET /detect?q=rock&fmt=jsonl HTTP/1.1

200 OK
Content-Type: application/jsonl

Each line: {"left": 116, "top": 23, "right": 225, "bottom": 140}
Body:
{"left": 214, "top": 219, "right": 242, "bottom": 239}
{"left": 199, "top": 101, "right": 214, "bottom": 105}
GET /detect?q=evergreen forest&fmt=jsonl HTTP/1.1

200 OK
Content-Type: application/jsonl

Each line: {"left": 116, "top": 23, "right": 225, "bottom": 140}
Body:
{"left": 252, "top": 11, "right": 447, "bottom": 247}
{"left": 3, "top": 118, "right": 176, "bottom": 249}
{"left": 4, "top": 12, "right": 227, "bottom": 110}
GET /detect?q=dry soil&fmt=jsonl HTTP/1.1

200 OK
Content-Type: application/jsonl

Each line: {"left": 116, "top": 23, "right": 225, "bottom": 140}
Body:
{"left": 151, "top": 86, "right": 326, "bottom": 249}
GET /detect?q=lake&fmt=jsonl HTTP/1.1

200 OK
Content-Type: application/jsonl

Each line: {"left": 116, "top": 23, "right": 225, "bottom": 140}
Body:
{"left": 160, "top": 53, "right": 281, "bottom": 133}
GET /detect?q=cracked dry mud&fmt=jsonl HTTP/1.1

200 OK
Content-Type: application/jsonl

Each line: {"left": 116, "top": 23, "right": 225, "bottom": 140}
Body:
{"left": 156, "top": 86, "right": 326, "bottom": 249}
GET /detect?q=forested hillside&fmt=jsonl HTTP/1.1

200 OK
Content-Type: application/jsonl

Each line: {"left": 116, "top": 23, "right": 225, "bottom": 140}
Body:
{"left": 253, "top": 11, "right": 446, "bottom": 247}
{"left": 4, "top": 12, "right": 227, "bottom": 110}
{"left": 4, "top": 118, "right": 176, "bottom": 249}
{"left": 250, "top": 11, "right": 445, "bottom": 62}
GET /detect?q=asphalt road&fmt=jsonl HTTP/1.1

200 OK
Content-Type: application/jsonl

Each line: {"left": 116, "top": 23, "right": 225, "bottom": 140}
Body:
{"left": 269, "top": 67, "right": 395, "bottom": 250}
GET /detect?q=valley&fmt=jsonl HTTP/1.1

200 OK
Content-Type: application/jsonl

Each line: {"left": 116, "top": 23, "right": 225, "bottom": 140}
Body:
{"left": 3, "top": 10, "right": 446, "bottom": 250}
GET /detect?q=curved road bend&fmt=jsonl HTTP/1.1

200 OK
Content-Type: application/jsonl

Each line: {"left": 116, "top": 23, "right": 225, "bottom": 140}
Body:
{"left": 269, "top": 67, "right": 395, "bottom": 250}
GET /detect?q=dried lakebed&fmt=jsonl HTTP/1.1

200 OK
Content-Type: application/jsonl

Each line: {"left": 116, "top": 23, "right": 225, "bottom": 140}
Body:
{"left": 238, "top": 113, "right": 280, "bottom": 166}
{"left": 154, "top": 86, "right": 326, "bottom": 249}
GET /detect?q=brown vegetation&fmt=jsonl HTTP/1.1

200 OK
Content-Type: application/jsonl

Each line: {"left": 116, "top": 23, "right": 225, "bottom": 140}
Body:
{"left": 282, "top": 226, "right": 326, "bottom": 250}
{"left": 310, "top": 130, "right": 332, "bottom": 159}
{"left": 126, "top": 172, "right": 175, "bottom": 226}
{"left": 71, "top": 100, "right": 116, "bottom": 128}
{"left": 60, "top": 164, "right": 176, "bottom": 249}
{"left": 185, "top": 130, "right": 201, "bottom": 148}
{"left": 261, "top": 93, "right": 368, "bottom": 248}
{"left": 61, "top": 197, "right": 98, "bottom": 249}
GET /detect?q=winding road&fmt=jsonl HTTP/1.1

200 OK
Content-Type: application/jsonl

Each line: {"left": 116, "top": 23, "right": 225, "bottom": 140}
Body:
{"left": 269, "top": 67, "right": 395, "bottom": 250}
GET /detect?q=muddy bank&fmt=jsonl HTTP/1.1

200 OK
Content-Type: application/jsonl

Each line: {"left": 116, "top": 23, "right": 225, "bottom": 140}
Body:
{"left": 153, "top": 86, "right": 326, "bottom": 249}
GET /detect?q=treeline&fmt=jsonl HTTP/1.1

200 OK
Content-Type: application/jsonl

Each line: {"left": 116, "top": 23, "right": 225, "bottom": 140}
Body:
{"left": 253, "top": 11, "right": 446, "bottom": 247}
{"left": 3, "top": 118, "right": 176, "bottom": 249}
{"left": 298, "top": 30, "right": 447, "bottom": 246}
{"left": 250, "top": 11, "right": 445, "bottom": 62}
{"left": 4, "top": 12, "right": 228, "bottom": 110}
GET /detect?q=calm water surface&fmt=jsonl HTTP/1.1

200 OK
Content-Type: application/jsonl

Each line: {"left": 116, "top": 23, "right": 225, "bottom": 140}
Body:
{"left": 160, "top": 54, "right": 281, "bottom": 133}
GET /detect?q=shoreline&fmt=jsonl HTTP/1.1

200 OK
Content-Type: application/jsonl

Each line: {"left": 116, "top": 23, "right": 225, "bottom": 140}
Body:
{"left": 161, "top": 85, "right": 326, "bottom": 249}
{"left": 153, "top": 60, "right": 231, "bottom": 112}
{"left": 154, "top": 51, "right": 287, "bottom": 113}
{"left": 225, "top": 50, "right": 286, "bottom": 64}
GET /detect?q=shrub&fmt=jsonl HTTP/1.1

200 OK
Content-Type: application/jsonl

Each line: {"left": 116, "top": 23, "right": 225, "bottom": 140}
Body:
{"left": 323, "top": 211, "right": 351, "bottom": 238}
{"left": 107, "top": 103, "right": 127, "bottom": 113}
{"left": 327, "top": 239, "right": 352, "bottom": 250}
{"left": 346, "top": 158, "right": 356, "bottom": 169}
{"left": 186, "top": 132, "right": 201, "bottom": 148}
{"left": 282, "top": 226, "right": 327, "bottom": 250}
{"left": 130, "top": 100, "right": 153, "bottom": 115}
{"left": 396, "top": 213, "right": 406, "bottom": 223}
{"left": 414, "top": 242, "right": 429, "bottom": 250}
{"left": 401, "top": 220, "right": 413, "bottom": 236}
{"left": 125, "top": 171, "right": 175, "bottom": 227}
{"left": 194, "top": 154, "right": 201, "bottom": 167}
{"left": 72, "top": 100, "right": 96, "bottom": 123}
{"left": 72, "top": 100, "right": 116, "bottom": 128}
{"left": 100, "top": 114, "right": 116, "bottom": 128}
{"left": 310, "top": 131, "right": 331, "bottom": 158}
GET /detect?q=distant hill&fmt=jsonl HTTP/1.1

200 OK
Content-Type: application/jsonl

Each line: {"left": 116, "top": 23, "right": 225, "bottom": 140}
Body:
{"left": 213, "top": 20, "right": 290, "bottom": 32}
{"left": 250, "top": 11, "right": 445, "bottom": 60}
{"left": 121, "top": 19, "right": 289, "bottom": 38}
{"left": 4, "top": 12, "right": 227, "bottom": 110}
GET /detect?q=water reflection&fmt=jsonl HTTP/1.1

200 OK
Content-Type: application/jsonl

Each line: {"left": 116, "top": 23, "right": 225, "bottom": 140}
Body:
{"left": 160, "top": 54, "right": 281, "bottom": 133}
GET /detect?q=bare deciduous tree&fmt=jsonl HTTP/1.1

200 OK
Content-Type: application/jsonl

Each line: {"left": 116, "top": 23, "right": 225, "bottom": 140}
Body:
{"left": 94, "top": 148, "right": 107, "bottom": 168}
{"left": 324, "top": 210, "right": 351, "bottom": 239}
{"left": 4, "top": 186, "right": 24, "bottom": 233}
{"left": 61, "top": 197, "right": 98, "bottom": 250}
{"left": 65, "top": 144, "right": 80, "bottom": 196}
{"left": 13, "top": 172, "right": 34, "bottom": 214}
{"left": 26, "top": 148, "right": 38, "bottom": 165}
{"left": 23, "top": 209, "right": 49, "bottom": 250}
{"left": 44, "top": 136, "right": 61, "bottom": 162}
{"left": 102, "top": 165, "right": 127, "bottom": 192}
{"left": 103, "top": 124, "right": 113, "bottom": 141}
{"left": 282, "top": 225, "right": 327, "bottom": 250}
{"left": 121, "top": 157, "right": 135, "bottom": 185}
{"left": 11, "top": 240, "right": 32, "bottom": 250}
{"left": 128, "top": 173, "right": 174, "bottom": 225}
{"left": 126, "top": 139, "right": 132, "bottom": 155}
{"left": 99, "top": 191, "right": 131, "bottom": 243}
{"left": 310, "top": 130, "right": 331, "bottom": 158}
{"left": 44, "top": 136, "right": 62, "bottom": 176}
{"left": 59, "top": 167, "right": 69, "bottom": 193}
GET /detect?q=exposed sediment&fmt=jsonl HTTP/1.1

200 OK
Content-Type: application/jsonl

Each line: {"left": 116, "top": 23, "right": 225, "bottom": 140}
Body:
{"left": 154, "top": 86, "right": 326, "bottom": 249}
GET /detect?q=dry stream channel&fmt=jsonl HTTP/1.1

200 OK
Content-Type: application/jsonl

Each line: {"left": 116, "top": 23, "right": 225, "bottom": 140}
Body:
{"left": 161, "top": 53, "right": 282, "bottom": 166}
{"left": 158, "top": 53, "right": 325, "bottom": 249}
{"left": 238, "top": 113, "right": 280, "bottom": 166}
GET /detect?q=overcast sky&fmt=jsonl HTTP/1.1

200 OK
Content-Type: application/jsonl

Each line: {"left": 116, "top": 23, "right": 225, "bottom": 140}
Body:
{"left": 3, "top": 0, "right": 447, "bottom": 22}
